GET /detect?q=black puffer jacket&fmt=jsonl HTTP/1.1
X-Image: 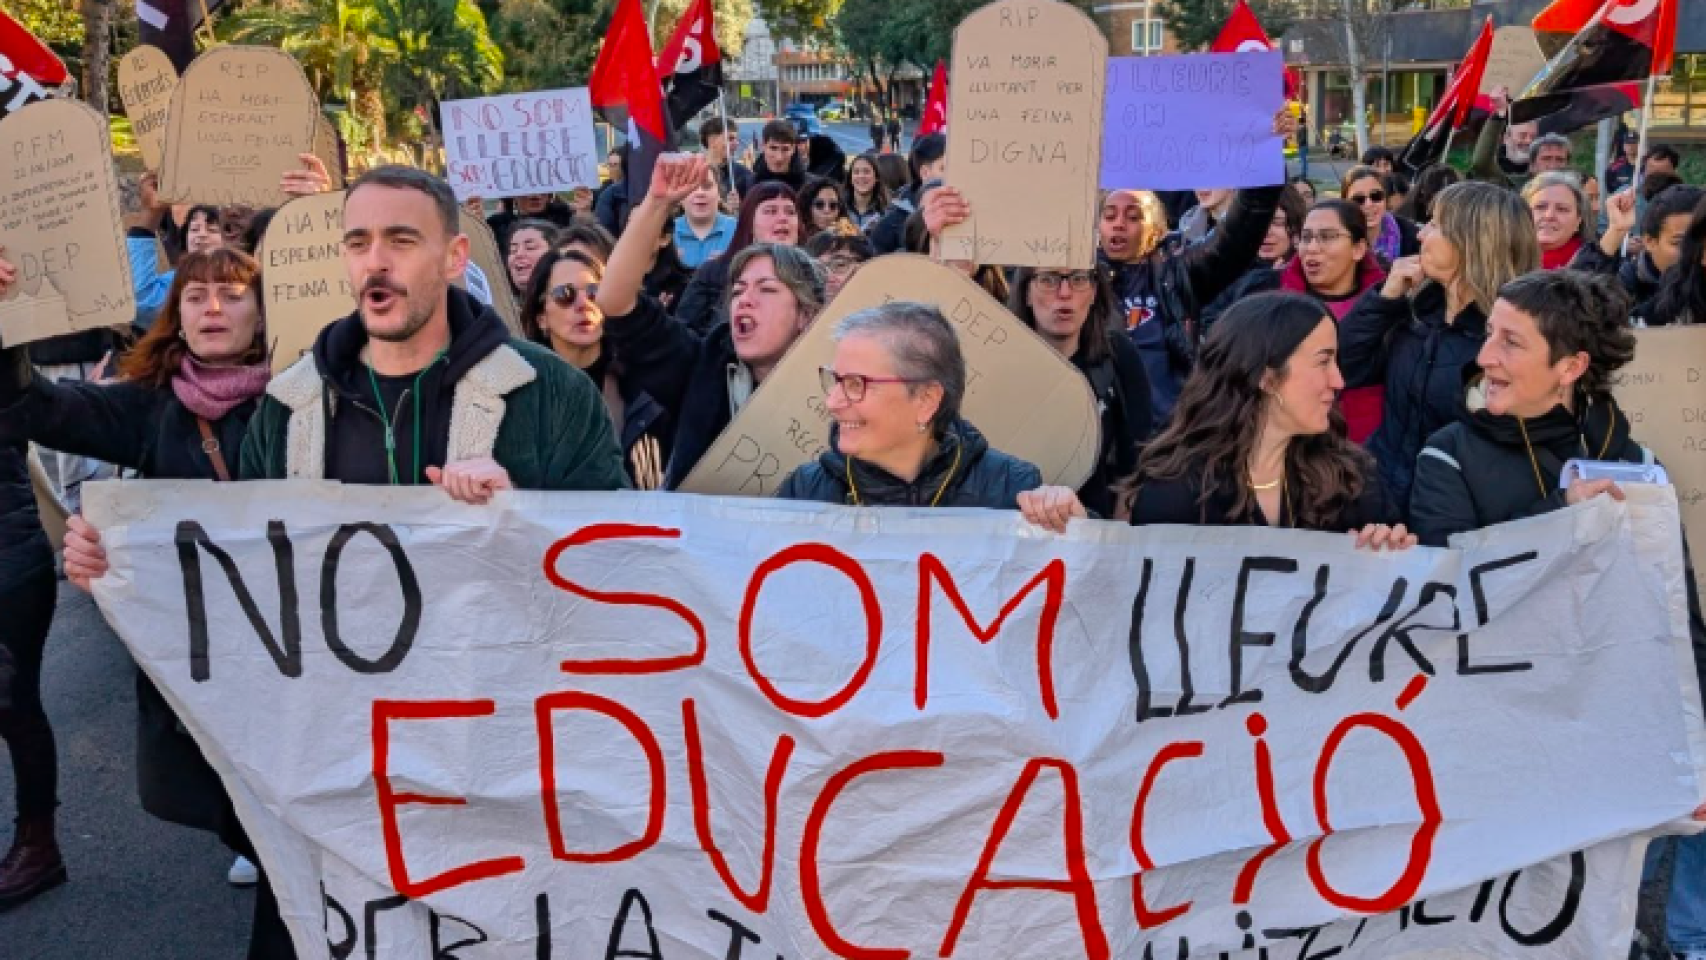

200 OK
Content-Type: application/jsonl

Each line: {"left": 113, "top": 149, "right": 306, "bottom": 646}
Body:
{"left": 1339, "top": 283, "right": 1489, "bottom": 509}
{"left": 676, "top": 254, "right": 732, "bottom": 336}
{"left": 0, "top": 441, "right": 50, "bottom": 589}
{"left": 1571, "top": 243, "right": 1665, "bottom": 312}
{"left": 602, "top": 292, "right": 743, "bottom": 489}
{"left": 1108, "top": 184, "right": 1282, "bottom": 422}
{"left": 776, "top": 420, "right": 1041, "bottom": 510}
{"left": 870, "top": 184, "right": 922, "bottom": 256}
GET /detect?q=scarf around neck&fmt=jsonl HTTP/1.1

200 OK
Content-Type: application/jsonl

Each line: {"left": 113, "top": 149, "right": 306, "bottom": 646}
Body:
{"left": 172, "top": 353, "right": 271, "bottom": 421}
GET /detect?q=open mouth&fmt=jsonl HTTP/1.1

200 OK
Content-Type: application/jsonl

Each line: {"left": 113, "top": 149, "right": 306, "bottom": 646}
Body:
{"left": 365, "top": 288, "right": 399, "bottom": 311}
{"left": 731, "top": 314, "right": 758, "bottom": 337}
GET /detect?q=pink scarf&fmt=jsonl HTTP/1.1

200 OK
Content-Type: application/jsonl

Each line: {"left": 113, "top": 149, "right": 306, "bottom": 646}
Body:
{"left": 172, "top": 354, "right": 271, "bottom": 421}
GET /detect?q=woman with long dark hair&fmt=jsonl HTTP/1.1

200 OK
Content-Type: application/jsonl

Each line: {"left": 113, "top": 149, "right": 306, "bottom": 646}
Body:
{"left": 1021, "top": 292, "right": 1413, "bottom": 550}
{"left": 675, "top": 181, "right": 802, "bottom": 334}
{"left": 1341, "top": 164, "right": 1421, "bottom": 265}
{"left": 0, "top": 249, "right": 297, "bottom": 953}
{"left": 844, "top": 153, "right": 889, "bottom": 230}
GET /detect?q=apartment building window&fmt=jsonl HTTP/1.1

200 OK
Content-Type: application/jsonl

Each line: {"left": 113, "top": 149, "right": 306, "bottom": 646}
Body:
{"left": 1132, "top": 19, "right": 1164, "bottom": 54}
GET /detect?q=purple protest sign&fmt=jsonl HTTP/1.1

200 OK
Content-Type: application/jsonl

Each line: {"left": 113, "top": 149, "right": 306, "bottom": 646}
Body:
{"left": 1100, "top": 52, "right": 1284, "bottom": 191}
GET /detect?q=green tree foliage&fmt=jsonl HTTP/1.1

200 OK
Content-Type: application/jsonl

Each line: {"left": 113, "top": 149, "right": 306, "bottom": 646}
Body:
{"left": 653, "top": 0, "right": 752, "bottom": 57}
{"left": 1160, "top": 0, "right": 1297, "bottom": 52}
{"left": 485, "top": 0, "right": 603, "bottom": 92}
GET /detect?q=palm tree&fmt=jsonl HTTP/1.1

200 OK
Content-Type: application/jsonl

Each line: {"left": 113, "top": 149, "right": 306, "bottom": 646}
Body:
{"left": 370, "top": 0, "right": 504, "bottom": 140}
{"left": 221, "top": 0, "right": 392, "bottom": 146}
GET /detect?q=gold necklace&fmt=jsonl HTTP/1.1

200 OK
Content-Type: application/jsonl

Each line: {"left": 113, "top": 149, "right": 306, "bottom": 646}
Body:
{"left": 847, "top": 442, "right": 962, "bottom": 508}
{"left": 1248, "top": 476, "right": 1282, "bottom": 491}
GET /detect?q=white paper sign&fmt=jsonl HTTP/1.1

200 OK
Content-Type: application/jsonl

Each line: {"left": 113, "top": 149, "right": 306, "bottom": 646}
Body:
{"left": 84, "top": 482, "right": 1706, "bottom": 959}
{"left": 440, "top": 89, "right": 600, "bottom": 201}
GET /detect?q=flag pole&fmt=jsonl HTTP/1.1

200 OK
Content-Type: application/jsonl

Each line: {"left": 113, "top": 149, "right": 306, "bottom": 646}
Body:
{"left": 1624, "top": 70, "right": 1658, "bottom": 257}
{"left": 716, "top": 87, "right": 737, "bottom": 198}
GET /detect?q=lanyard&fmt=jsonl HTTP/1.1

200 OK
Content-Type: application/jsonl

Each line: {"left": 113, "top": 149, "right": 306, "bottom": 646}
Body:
{"left": 365, "top": 350, "right": 446, "bottom": 485}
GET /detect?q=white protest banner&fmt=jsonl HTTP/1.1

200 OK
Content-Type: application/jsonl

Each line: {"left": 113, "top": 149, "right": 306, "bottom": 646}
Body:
{"left": 1101, "top": 53, "right": 1285, "bottom": 191}
{"left": 85, "top": 482, "right": 1706, "bottom": 959}
{"left": 442, "top": 89, "right": 600, "bottom": 202}
{"left": 941, "top": 0, "right": 1107, "bottom": 269}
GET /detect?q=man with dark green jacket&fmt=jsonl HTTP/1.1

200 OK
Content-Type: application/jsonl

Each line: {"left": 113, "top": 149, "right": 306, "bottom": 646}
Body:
{"left": 241, "top": 165, "right": 628, "bottom": 496}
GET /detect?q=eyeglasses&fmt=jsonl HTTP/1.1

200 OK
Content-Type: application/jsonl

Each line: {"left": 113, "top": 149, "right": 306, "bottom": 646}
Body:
{"left": 1347, "top": 191, "right": 1386, "bottom": 205}
{"left": 1034, "top": 272, "right": 1096, "bottom": 292}
{"left": 813, "top": 199, "right": 841, "bottom": 211}
{"left": 1297, "top": 230, "right": 1349, "bottom": 247}
{"left": 549, "top": 282, "right": 598, "bottom": 307}
{"left": 819, "top": 366, "right": 923, "bottom": 402}
{"left": 821, "top": 255, "right": 863, "bottom": 276}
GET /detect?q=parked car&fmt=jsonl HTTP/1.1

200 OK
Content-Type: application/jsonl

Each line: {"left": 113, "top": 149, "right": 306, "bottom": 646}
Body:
{"left": 785, "top": 103, "right": 823, "bottom": 136}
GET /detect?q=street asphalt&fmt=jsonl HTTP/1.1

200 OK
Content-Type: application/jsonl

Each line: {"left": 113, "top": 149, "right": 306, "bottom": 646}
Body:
{"left": 0, "top": 585, "right": 254, "bottom": 959}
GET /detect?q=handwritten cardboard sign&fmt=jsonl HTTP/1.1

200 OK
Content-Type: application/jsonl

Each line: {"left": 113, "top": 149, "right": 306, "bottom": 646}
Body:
{"left": 680, "top": 254, "right": 1100, "bottom": 496}
{"left": 313, "top": 115, "right": 346, "bottom": 189}
{"left": 260, "top": 191, "right": 349, "bottom": 372}
{"left": 457, "top": 210, "right": 522, "bottom": 336}
{"left": 158, "top": 46, "right": 320, "bottom": 208}
{"left": 1613, "top": 326, "right": 1706, "bottom": 596}
{"left": 84, "top": 480, "right": 1706, "bottom": 958}
{"left": 940, "top": 0, "right": 1106, "bottom": 269}
{"left": 441, "top": 88, "right": 600, "bottom": 201}
{"left": 117, "top": 45, "right": 179, "bottom": 172}
{"left": 1486, "top": 26, "right": 1548, "bottom": 101}
{"left": 0, "top": 99, "right": 135, "bottom": 347}
{"left": 1101, "top": 52, "right": 1285, "bottom": 191}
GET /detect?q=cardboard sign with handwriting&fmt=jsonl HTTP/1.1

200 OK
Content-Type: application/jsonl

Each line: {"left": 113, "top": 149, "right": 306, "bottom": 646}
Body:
{"left": 679, "top": 254, "right": 1100, "bottom": 496}
{"left": 457, "top": 210, "right": 522, "bottom": 336}
{"left": 314, "top": 115, "right": 346, "bottom": 189}
{"left": 1613, "top": 326, "right": 1706, "bottom": 596}
{"left": 940, "top": 0, "right": 1107, "bottom": 269}
{"left": 260, "top": 191, "right": 349, "bottom": 372}
{"left": 0, "top": 99, "right": 135, "bottom": 347}
{"left": 158, "top": 46, "right": 319, "bottom": 208}
{"left": 1486, "top": 27, "right": 1548, "bottom": 101}
{"left": 117, "top": 45, "right": 178, "bottom": 172}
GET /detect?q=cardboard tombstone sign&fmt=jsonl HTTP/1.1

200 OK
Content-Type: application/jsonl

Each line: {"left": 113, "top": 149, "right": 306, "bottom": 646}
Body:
{"left": 1484, "top": 27, "right": 1548, "bottom": 101}
{"left": 940, "top": 0, "right": 1107, "bottom": 270}
{"left": 679, "top": 254, "right": 1101, "bottom": 496}
{"left": 259, "top": 191, "right": 350, "bottom": 372}
{"left": 1613, "top": 326, "right": 1706, "bottom": 597}
{"left": 117, "top": 45, "right": 179, "bottom": 172}
{"left": 0, "top": 99, "right": 135, "bottom": 347}
{"left": 313, "top": 115, "right": 346, "bottom": 189}
{"left": 456, "top": 210, "right": 522, "bottom": 336}
{"left": 158, "top": 46, "right": 320, "bottom": 208}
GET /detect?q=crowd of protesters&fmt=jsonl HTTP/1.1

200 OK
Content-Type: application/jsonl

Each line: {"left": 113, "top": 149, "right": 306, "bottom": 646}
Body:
{"left": 2, "top": 94, "right": 1706, "bottom": 960}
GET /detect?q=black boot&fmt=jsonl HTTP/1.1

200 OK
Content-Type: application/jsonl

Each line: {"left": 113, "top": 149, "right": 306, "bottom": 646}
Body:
{"left": 0, "top": 815, "right": 67, "bottom": 910}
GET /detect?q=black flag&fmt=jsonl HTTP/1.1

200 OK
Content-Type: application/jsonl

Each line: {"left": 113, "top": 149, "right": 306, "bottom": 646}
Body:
{"left": 137, "top": 0, "right": 228, "bottom": 72}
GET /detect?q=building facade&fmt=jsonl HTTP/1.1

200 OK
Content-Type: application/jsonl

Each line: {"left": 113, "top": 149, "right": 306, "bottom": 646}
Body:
{"left": 1281, "top": 0, "right": 1706, "bottom": 145}
{"left": 1093, "top": 2, "right": 1181, "bottom": 57}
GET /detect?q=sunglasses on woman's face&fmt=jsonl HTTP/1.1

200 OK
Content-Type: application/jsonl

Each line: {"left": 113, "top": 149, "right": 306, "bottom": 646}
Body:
{"left": 1348, "top": 190, "right": 1386, "bottom": 206}
{"left": 813, "top": 198, "right": 841, "bottom": 211}
{"left": 549, "top": 282, "right": 598, "bottom": 307}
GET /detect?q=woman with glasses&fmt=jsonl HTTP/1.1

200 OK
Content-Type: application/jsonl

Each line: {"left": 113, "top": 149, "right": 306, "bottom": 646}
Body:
{"left": 520, "top": 249, "right": 672, "bottom": 490}
{"left": 1204, "top": 199, "right": 1389, "bottom": 441}
{"left": 806, "top": 232, "right": 875, "bottom": 302}
{"left": 843, "top": 154, "right": 889, "bottom": 231}
{"left": 776, "top": 302, "right": 1041, "bottom": 509}
{"left": 1006, "top": 266, "right": 1153, "bottom": 518}
{"left": 1341, "top": 165, "right": 1419, "bottom": 266}
{"left": 1020, "top": 293, "right": 1414, "bottom": 548}
{"left": 799, "top": 177, "right": 852, "bottom": 239}
{"left": 1340, "top": 181, "right": 1540, "bottom": 508}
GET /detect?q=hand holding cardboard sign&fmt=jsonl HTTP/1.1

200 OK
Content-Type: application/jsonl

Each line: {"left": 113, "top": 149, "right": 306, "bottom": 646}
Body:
{"left": 923, "top": 186, "right": 971, "bottom": 240}
{"left": 281, "top": 153, "right": 333, "bottom": 198}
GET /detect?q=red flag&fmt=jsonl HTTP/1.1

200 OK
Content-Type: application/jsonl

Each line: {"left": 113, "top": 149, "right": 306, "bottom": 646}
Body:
{"left": 590, "top": 0, "right": 670, "bottom": 201}
{"left": 1397, "top": 17, "right": 1494, "bottom": 174}
{"left": 1210, "top": 0, "right": 1299, "bottom": 100}
{"left": 656, "top": 0, "right": 724, "bottom": 130}
{"left": 1513, "top": 0, "right": 1676, "bottom": 132}
{"left": 0, "top": 6, "right": 68, "bottom": 91}
{"left": 918, "top": 61, "right": 948, "bottom": 137}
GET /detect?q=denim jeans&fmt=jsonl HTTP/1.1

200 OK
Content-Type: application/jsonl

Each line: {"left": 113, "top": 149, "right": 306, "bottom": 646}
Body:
{"left": 1671, "top": 830, "right": 1706, "bottom": 953}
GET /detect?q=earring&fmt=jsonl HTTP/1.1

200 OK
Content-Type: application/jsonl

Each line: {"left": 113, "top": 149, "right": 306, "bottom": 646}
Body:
{"left": 916, "top": 422, "right": 928, "bottom": 435}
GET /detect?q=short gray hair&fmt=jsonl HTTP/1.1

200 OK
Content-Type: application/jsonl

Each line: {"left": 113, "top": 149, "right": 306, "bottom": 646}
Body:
{"left": 1531, "top": 133, "right": 1573, "bottom": 159}
{"left": 833, "top": 302, "right": 965, "bottom": 437}
{"left": 726, "top": 242, "right": 826, "bottom": 321}
{"left": 1523, "top": 171, "right": 1593, "bottom": 243}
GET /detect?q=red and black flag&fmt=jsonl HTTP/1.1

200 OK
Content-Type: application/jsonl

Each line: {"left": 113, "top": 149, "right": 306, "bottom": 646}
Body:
{"left": 137, "top": 0, "right": 228, "bottom": 73}
{"left": 1510, "top": 0, "right": 1677, "bottom": 134}
{"left": 1397, "top": 17, "right": 1494, "bottom": 175}
{"left": 1210, "top": 0, "right": 1300, "bottom": 101}
{"left": 656, "top": 0, "right": 724, "bottom": 133}
{"left": 0, "top": 7, "right": 68, "bottom": 116}
{"left": 591, "top": 0, "right": 671, "bottom": 203}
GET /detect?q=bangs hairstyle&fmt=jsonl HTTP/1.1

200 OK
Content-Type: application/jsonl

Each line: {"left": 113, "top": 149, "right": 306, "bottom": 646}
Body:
{"left": 727, "top": 182, "right": 799, "bottom": 254}
{"left": 120, "top": 249, "right": 266, "bottom": 388}
{"left": 1007, "top": 266, "right": 1120, "bottom": 364}
{"left": 1496, "top": 271, "right": 1635, "bottom": 402}
{"left": 1125, "top": 292, "right": 1374, "bottom": 528}
{"left": 519, "top": 249, "right": 605, "bottom": 346}
{"left": 1430, "top": 181, "right": 1541, "bottom": 315}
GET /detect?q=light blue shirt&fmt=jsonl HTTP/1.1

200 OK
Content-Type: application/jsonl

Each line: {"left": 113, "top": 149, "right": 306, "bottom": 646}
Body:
{"left": 674, "top": 214, "right": 736, "bottom": 269}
